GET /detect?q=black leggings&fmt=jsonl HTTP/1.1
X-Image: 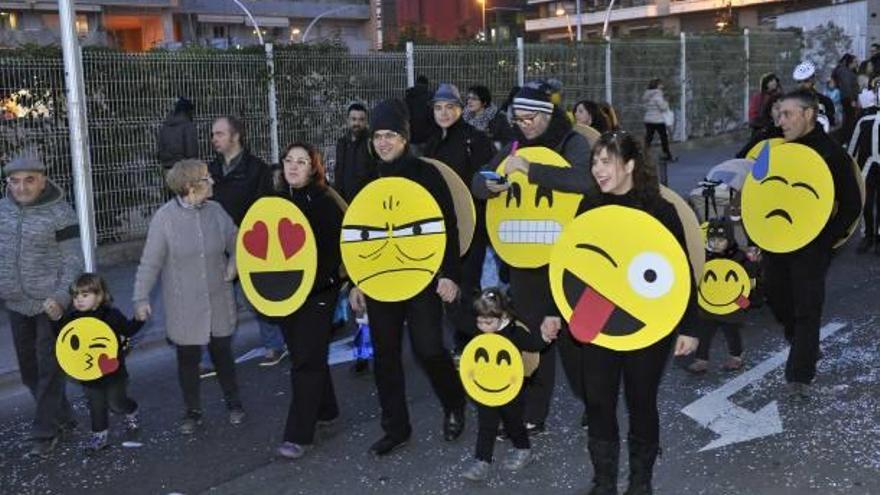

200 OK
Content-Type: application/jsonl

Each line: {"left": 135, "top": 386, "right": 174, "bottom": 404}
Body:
{"left": 571, "top": 331, "right": 675, "bottom": 443}
{"left": 176, "top": 336, "right": 240, "bottom": 413}
{"left": 864, "top": 165, "right": 880, "bottom": 240}
{"left": 475, "top": 392, "right": 529, "bottom": 463}
{"left": 695, "top": 322, "right": 743, "bottom": 360}
{"left": 84, "top": 377, "right": 137, "bottom": 432}
{"left": 645, "top": 123, "right": 672, "bottom": 158}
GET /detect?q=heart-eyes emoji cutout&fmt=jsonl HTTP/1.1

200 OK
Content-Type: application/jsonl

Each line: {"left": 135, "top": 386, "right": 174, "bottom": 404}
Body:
{"left": 278, "top": 219, "right": 306, "bottom": 259}
{"left": 243, "top": 221, "right": 269, "bottom": 260}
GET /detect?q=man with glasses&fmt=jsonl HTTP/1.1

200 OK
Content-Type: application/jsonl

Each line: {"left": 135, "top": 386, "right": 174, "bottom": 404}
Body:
{"left": 348, "top": 99, "right": 467, "bottom": 456}
{"left": 0, "top": 154, "right": 83, "bottom": 457}
{"left": 471, "top": 83, "right": 599, "bottom": 435}
{"left": 765, "top": 89, "right": 861, "bottom": 399}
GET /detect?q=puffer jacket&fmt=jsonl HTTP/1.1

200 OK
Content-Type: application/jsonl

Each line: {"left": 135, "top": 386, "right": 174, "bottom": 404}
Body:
{"left": 642, "top": 89, "right": 671, "bottom": 124}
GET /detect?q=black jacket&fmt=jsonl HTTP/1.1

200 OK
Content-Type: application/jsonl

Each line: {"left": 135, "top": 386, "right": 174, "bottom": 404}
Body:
{"left": 495, "top": 318, "right": 546, "bottom": 352}
{"left": 208, "top": 149, "right": 273, "bottom": 226}
{"left": 54, "top": 305, "right": 144, "bottom": 388}
{"left": 377, "top": 149, "right": 462, "bottom": 285}
{"left": 334, "top": 130, "right": 375, "bottom": 203}
{"left": 736, "top": 125, "right": 783, "bottom": 159}
{"left": 848, "top": 106, "right": 880, "bottom": 170}
{"left": 157, "top": 114, "right": 199, "bottom": 169}
{"left": 423, "top": 118, "right": 495, "bottom": 186}
{"left": 405, "top": 83, "right": 436, "bottom": 145}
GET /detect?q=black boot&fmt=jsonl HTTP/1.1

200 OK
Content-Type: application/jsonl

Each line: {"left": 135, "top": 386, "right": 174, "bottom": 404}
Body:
{"left": 443, "top": 407, "right": 465, "bottom": 441}
{"left": 624, "top": 436, "right": 659, "bottom": 495}
{"left": 587, "top": 438, "right": 619, "bottom": 495}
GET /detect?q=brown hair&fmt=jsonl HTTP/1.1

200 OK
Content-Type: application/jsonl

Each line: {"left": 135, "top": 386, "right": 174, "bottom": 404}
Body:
{"left": 591, "top": 130, "right": 660, "bottom": 206}
{"left": 278, "top": 141, "right": 327, "bottom": 190}
{"left": 472, "top": 287, "right": 512, "bottom": 318}
{"left": 69, "top": 272, "right": 112, "bottom": 306}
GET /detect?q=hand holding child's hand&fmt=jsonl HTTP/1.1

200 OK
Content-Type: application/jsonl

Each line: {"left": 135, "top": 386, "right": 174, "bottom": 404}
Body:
{"left": 43, "top": 298, "right": 63, "bottom": 321}
{"left": 135, "top": 302, "right": 152, "bottom": 322}
{"left": 540, "top": 316, "right": 561, "bottom": 342}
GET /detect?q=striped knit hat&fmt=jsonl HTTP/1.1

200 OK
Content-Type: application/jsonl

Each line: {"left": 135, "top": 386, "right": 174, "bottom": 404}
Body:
{"left": 512, "top": 86, "right": 554, "bottom": 115}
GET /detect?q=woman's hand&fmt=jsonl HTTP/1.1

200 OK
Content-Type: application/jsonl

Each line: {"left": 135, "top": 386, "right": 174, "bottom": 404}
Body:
{"left": 540, "top": 317, "right": 561, "bottom": 342}
{"left": 503, "top": 156, "right": 530, "bottom": 175}
{"left": 43, "top": 298, "right": 63, "bottom": 321}
{"left": 674, "top": 335, "right": 699, "bottom": 356}
{"left": 349, "top": 287, "right": 366, "bottom": 314}
{"left": 135, "top": 302, "right": 152, "bottom": 322}
{"left": 436, "top": 278, "right": 459, "bottom": 303}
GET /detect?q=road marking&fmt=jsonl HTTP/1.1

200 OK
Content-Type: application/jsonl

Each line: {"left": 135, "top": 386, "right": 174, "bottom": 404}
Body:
{"left": 235, "top": 336, "right": 357, "bottom": 366}
{"left": 681, "top": 321, "right": 848, "bottom": 451}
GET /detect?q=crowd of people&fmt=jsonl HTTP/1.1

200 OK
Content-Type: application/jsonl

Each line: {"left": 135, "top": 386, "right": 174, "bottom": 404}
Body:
{"left": 0, "top": 62, "right": 863, "bottom": 494}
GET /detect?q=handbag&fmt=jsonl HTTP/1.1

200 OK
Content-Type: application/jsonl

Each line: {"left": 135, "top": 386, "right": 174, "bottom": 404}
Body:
{"left": 663, "top": 109, "right": 675, "bottom": 128}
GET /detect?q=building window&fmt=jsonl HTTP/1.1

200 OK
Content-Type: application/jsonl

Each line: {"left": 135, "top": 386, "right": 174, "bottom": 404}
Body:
{"left": 212, "top": 25, "right": 227, "bottom": 39}
{"left": 75, "top": 15, "right": 89, "bottom": 34}
{"left": 0, "top": 11, "right": 18, "bottom": 30}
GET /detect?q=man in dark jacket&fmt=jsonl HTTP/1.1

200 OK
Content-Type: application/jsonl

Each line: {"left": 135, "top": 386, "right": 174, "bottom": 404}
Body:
{"left": 832, "top": 54, "right": 859, "bottom": 142}
{"left": 158, "top": 97, "right": 199, "bottom": 170}
{"left": 208, "top": 116, "right": 285, "bottom": 366}
{"left": 334, "top": 102, "right": 375, "bottom": 203}
{"left": 405, "top": 75, "right": 436, "bottom": 149}
{"left": 766, "top": 89, "right": 861, "bottom": 399}
{"left": 0, "top": 154, "right": 82, "bottom": 457}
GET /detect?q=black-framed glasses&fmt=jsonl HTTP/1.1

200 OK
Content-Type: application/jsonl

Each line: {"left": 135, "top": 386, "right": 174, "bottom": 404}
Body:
{"left": 512, "top": 113, "right": 539, "bottom": 126}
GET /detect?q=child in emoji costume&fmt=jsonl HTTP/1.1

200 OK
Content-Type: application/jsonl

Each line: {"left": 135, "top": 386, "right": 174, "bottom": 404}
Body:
{"left": 54, "top": 274, "right": 143, "bottom": 453}
{"left": 471, "top": 84, "right": 598, "bottom": 435}
{"left": 688, "top": 218, "right": 756, "bottom": 374}
{"left": 543, "top": 131, "right": 699, "bottom": 495}
{"left": 460, "top": 288, "right": 547, "bottom": 482}
{"left": 347, "top": 99, "right": 466, "bottom": 457}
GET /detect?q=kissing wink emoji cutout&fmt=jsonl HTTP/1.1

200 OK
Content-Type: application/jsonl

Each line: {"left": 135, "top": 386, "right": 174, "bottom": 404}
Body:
{"left": 237, "top": 197, "right": 318, "bottom": 317}
{"left": 697, "top": 259, "right": 751, "bottom": 315}
{"left": 549, "top": 205, "right": 691, "bottom": 351}
{"left": 56, "top": 317, "right": 120, "bottom": 382}
{"left": 459, "top": 333, "right": 524, "bottom": 407}
{"left": 742, "top": 142, "right": 834, "bottom": 253}
{"left": 340, "top": 177, "right": 446, "bottom": 302}
{"left": 486, "top": 147, "right": 582, "bottom": 268}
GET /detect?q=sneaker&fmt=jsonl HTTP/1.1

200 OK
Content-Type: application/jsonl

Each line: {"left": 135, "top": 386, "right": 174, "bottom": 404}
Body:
{"left": 462, "top": 460, "right": 491, "bottom": 481}
{"left": 86, "top": 430, "right": 109, "bottom": 453}
{"left": 525, "top": 422, "right": 546, "bottom": 436}
{"left": 277, "top": 441, "right": 311, "bottom": 459}
{"left": 722, "top": 355, "right": 743, "bottom": 371}
{"left": 180, "top": 410, "right": 203, "bottom": 435}
{"left": 502, "top": 448, "right": 533, "bottom": 470}
{"left": 369, "top": 434, "right": 409, "bottom": 456}
{"left": 199, "top": 366, "right": 217, "bottom": 379}
{"left": 26, "top": 436, "right": 58, "bottom": 458}
{"left": 229, "top": 407, "right": 246, "bottom": 425}
{"left": 124, "top": 409, "right": 140, "bottom": 431}
{"left": 259, "top": 349, "right": 287, "bottom": 367}
{"left": 687, "top": 359, "right": 709, "bottom": 374}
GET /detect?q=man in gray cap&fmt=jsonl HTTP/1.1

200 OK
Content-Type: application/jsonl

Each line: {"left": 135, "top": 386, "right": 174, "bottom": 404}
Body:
{"left": 0, "top": 153, "right": 83, "bottom": 456}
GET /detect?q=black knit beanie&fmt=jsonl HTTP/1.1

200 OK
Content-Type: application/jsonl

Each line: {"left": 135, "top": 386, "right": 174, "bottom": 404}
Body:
{"left": 370, "top": 99, "right": 410, "bottom": 140}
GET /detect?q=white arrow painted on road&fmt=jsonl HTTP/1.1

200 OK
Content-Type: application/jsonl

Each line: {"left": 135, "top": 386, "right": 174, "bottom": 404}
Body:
{"left": 681, "top": 321, "right": 848, "bottom": 451}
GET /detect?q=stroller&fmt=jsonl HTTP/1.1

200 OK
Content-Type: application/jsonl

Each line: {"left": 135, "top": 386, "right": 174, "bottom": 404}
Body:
{"left": 687, "top": 159, "right": 752, "bottom": 249}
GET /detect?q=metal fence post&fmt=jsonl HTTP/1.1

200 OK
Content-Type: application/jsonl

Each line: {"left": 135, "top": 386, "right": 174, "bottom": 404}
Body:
{"left": 743, "top": 28, "right": 750, "bottom": 125}
{"left": 679, "top": 32, "right": 687, "bottom": 142}
{"left": 516, "top": 37, "right": 525, "bottom": 87}
{"left": 604, "top": 37, "right": 612, "bottom": 105}
{"left": 406, "top": 42, "right": 415, "bottom": 87}
{"left": 265, "top": 43, "right": 280, "bottom": 164}
{"left": 59, "top": 0, "right": 96, "bottom": 271}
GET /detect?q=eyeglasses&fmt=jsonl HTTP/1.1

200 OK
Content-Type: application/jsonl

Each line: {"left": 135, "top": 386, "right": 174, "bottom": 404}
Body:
{"left": 373, "top": 131, "right": 402, "bottom": 142}
{"left": 512, "top": 113, "right": 540, "bottom": 126}
{"left": 196, "top": 175, "right": 213, "bottom": 183}
{"left": 285, "top": 158, "right": 312, "bottom": 167}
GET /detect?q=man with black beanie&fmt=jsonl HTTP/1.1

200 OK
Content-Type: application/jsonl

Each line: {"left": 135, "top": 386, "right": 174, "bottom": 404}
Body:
{"left": 349, "top": 99, "right": 467, "bottom": 456}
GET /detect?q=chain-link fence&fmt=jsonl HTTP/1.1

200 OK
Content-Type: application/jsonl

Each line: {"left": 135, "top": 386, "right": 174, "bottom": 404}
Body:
{"left": 1, "top": 31, "right": 802, "bottom": 245}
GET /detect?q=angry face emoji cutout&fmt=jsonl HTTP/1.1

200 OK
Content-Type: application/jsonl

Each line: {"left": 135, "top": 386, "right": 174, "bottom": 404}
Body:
{"left": 742, "top": 142, "right": 834, "bottom": 253}
{"left": 340, "top": 177, "right": 446, "bottom": 302}
{"left": 549, "top": 205, "right": 691, "bottom": 351}
{"left": 56, "top": 317, "right": 120, "bottom": 382}
{"left": 485, "top": 147, "right": 581, "bottom": 268}
{"left": 697, "top": 259, "right": 751, "bottom": 316}
{"left": 237, "top": 197, "right": 318, "bottom": 317}
{"left": 459, "top": 333, "right": 524, "bottom": 406}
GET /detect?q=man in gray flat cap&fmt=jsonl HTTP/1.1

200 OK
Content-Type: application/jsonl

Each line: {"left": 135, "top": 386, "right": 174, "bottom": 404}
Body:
{"left": 0, "top": 154, "right": 83, "bottom": 457}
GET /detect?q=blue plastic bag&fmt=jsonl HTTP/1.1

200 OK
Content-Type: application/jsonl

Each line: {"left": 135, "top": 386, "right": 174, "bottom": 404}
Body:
{"left": 352, "top": 314, "right": 373, "bottom": 360}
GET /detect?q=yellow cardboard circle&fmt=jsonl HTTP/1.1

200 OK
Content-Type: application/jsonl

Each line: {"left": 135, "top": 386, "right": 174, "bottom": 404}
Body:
{"left": 745, "top": 137, "right": 785, "bottom": 160}
{"left": 742, "top": 142, "right": 835, "bottom": 253}
{"left": 549, "top": 205, "right": 691, "bottom": 351}
{"left": 459, "top": 333, "right": 525, "bottom": 407}
{"left": 340, "top": 177, "right": 447, "bottom": 302}
{"left": 485, "top": 146, "right": 582, "bottom": 268}
{"left": 237, "top": 197, "right": 318, "bottom": 317}
{"left": 697, "top": 259, "right": 752, "bottom": 316}
{"left": 660, "top": 185, "right": 705, "bottom": 284}
{"left": 573, "top": 124, "right": 601, "bottom": 147}
{"left": 833, "top": 156, "right": 866, "bottom": 249}
{"left": 56, "top": 317, "right": 120, "bottom": 382}
{"left": 420, "top": 157, "right": 476, "bottom": 256}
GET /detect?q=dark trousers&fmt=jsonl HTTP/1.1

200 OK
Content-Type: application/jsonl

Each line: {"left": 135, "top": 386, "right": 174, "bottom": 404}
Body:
{"left": 695, "top": 322, "right": 743, "bottom": 360}
{"left": 577, "top": 331, "right": 674, "bottom": 444}
{"left": 864, "top": 165, "right": 880, "bottom": 241}
{"left": 509, "top": 268, "right": 555, "bottom": 425}
{"left": 176, "top": 335, "right": 240, "bottom": 412}
{"left": 83, "top": 377, "right": 137, "bottom": 432}
{"left": 841, "top": 97, "right": 857, "bottom": 144}
{"left": 280, "top": 289, "right": 340, "bottom": 445}
{"left": 763, "top": 244, "right": 831, "bottom": 384}
{"left": 9, "top": 311, "right": 73, "bottom": 440}
{"left": 448, "top": 206, "right": 488, "bottom": 352}
{"left": 366, "top": 282, "right": 466, "bottom": 440}
{"left": 645, "top": 123, "right": 672, "bottom": 158}
{"left": 475, "top": 391, "right": 529, "bottom": 463}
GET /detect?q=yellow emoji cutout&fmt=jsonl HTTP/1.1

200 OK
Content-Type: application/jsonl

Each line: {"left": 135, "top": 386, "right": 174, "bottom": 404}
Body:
{"left": 420, "top": 157, "right": 476, "bottom": 256}
{"left": 834, "top": 156, "right": 866, "bottom": 249}
{"left": 238, "top": 197, "right": 318, "bottom": 317}
{"left": 486, "top": 147, "right": 582, "bottom": 268}
{"left": 340, "top": 177, "right": 446, "bottom": 302}
{"left": 697, "top": 259, "right": 751, "bottom": 315}
{"left": 459, "top": 333, "right": 524, "bottom": 407}
{"left": 660, "top": 185, "right": 705, "bottom": 284}
{"left": 549, "top": 205, "right": 691, "bottom": 351}
{"left": 56, "top": 317, "right": 120, "bottom": 382}
{"left": 742, "top": 142, "right": 835, "bottom": 253}
{"left": 745, "top": 138, "right": 784, "bottom": 160}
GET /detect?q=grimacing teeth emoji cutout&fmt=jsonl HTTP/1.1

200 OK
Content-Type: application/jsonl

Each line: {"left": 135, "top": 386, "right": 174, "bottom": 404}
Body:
{"left": 55, "top": 317, "right": 120, "bottom": 382}
{"left": 459, "top": 333, "right": 525, "bottom": 407}
{"left": 697, "top": 259, "right": 752, "bottom": 316}
{"left": 742, "top": 142, "right": 835, "bottom": 254}
{"left": 340, "top": 177, "right": 447, "bottom": 302}
{"left": 485, "top": 146, "right": 582, "bottom": 269}
{"left": 549, "top": 205, "right": 691, "bottom": 352}
{"left": 237, "top": 197, "right": 318, "bottom": 317}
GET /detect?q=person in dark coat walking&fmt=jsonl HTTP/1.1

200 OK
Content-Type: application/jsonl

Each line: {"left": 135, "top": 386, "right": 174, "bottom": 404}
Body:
{"left": 349, "top": 99, "right": 467, "bottom": 457}
{"left": 334, "top": 102, "right": 375, "bottom": 203}
{"left": 158, "top": 97, "right": 199, "bottom": 170}
{"left": 405, "top": 75, "right": 436, "bottom": 149}
{"left": 833, "top": 54, "right": 860, "bottom": 142}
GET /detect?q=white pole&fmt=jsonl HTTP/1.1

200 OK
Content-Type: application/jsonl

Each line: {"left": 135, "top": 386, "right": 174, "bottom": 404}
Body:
{"left": 231, "top": 0, "right": 264, "bottom": 45}
{"left": 265, "top": 43, "right": 279, "bottom": 164}
{"left": 743, "top": 28, "right": 750, "bottom": 125}
{"left": 516, "top": 37, "right": 525, "bottom": 87}
{"left": 303, "top": 5, "right": 358, "bottom": 43}
{"left": 58, "top": 0, "right": 96, "bottom": 271}
{"left": 405, "top": 41, "right": 415, "bottom": 88}
{"left": 679, "top": 31, "right": 687, "bottom": 142}
{"left": 605, "top": 37, "right": 612, "bottom": 105}
{"left": 602, "top": 0, "right": 617, "bottom": 39}
{"left": 576, "top": 0, "right": 582, "bottom": 42}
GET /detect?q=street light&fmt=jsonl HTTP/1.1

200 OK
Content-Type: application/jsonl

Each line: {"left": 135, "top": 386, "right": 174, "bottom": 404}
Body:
{"left": 477, "top": 0, "right": 486, "bottom": 42}
{"left": 556, "top": 7, "right": 573, "bottom": 42}
{"left": 302, "top": 5, "right": 359, "bottom": 43}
